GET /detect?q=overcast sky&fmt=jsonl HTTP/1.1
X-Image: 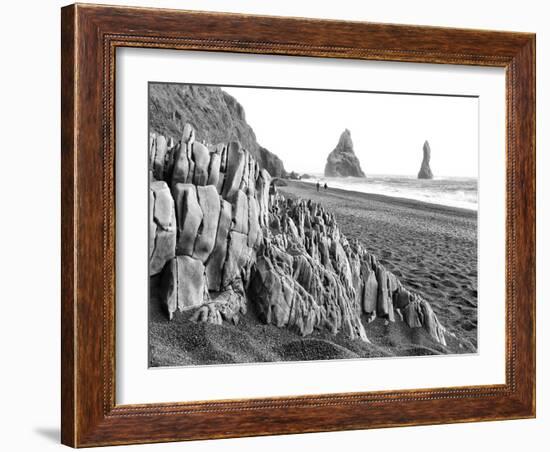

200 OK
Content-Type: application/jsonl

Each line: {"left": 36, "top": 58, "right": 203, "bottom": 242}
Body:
{"left": 223, "top": 86, "right": 478, "bottom": 178}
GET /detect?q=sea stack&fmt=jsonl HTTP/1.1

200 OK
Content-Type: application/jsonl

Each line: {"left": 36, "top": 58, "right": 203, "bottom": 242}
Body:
{"left": 324, "top": 129, "right": 366, "bottom": 177}
{"left": 417, "top": 140, "right": 434, "bottom": 179}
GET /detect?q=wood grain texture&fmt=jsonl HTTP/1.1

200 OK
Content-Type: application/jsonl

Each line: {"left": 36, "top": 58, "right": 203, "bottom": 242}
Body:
{"left": 60, "top": 3, "right": 536, "bottom": 447}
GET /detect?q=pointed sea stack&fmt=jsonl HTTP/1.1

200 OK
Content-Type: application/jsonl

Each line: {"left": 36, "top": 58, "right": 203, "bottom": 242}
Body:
{"left": 417, "top": 140, "right": 434, "bottom": 179}
{"left": 324, "top": 129, "right": 366, "bottom": 177}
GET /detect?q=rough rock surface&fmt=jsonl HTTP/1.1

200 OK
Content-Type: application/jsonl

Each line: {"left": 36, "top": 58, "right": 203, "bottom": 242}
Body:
{"left": 149, "top": 181, "right": 176, "bottom": 275}
{"left": 149, "top": 84, "right": 286, "bottom": 177}
{"left": 149, "top": 124, "right": 448, "bottom": 347}
{"left": 418, "top": 140, "right": 434, "bottom": 179}
{"left": 324, "top": 129, "right": 366, "bottom": 178}
{"left": 162, "top": 255, "right": 207, "bottom": 318}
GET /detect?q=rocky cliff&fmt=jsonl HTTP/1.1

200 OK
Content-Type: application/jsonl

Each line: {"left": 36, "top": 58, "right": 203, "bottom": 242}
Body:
{"left": 149, "top": 84, "right": 286, "bottom": 177}
{"left": 324, "top": 129, "right": 366, "bottom": 178}
{"left": 418, "top": 140, "right": 434, "bottom": 179}
{"left": 149, "top": 124, "right": 448, "bottom": 347}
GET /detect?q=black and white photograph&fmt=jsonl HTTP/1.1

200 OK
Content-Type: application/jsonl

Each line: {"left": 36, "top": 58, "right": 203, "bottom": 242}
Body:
{"left": 147, "top": 82, "right": 478, "bottom": 367}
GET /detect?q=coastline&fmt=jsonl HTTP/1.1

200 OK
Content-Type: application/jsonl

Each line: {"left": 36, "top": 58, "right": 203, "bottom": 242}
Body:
{"left": 299, "top": 176, "right": 478, "bottom": 211}
{"left": 295, "top": 180, "right": 477, "bottom": 216}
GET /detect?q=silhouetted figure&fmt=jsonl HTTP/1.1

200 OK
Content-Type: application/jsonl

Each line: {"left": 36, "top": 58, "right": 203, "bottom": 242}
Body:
{"left": 316, "top": 181, "right": 320, "bottom": 192}
{"left": 324, "top": 183, "right": 328, "bottom": 191}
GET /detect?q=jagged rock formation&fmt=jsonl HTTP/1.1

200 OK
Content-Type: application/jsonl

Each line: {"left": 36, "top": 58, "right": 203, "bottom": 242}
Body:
{"left": 324, "top": 129, "right": 366, "bottom": 178}
{"left": 149, "top": 84, "right": 286, "bottom": 177}
{"left": 418, "top": 140, "right": 434, "bottom": 179}
{"left": 149, "top": 124, "right": 448, "bottom": 346}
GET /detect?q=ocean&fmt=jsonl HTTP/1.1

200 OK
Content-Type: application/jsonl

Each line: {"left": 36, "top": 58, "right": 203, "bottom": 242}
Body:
{"left": 301, "top": 175, "right": 478, "bottom": 211}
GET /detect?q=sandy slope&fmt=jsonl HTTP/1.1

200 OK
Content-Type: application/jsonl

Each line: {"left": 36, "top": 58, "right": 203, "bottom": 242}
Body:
{"left": 149, "top": 281, "right": 449, "bottom": 367}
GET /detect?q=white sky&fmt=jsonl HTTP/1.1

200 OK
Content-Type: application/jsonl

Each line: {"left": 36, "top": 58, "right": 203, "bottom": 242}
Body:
{"left": 223, "top": 86, "right": 478, "bottom": 178}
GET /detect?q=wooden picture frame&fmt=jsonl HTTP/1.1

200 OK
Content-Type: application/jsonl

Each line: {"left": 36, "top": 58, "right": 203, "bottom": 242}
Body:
{"left": 61, "top": 3, "right": 535, "bottom": 447}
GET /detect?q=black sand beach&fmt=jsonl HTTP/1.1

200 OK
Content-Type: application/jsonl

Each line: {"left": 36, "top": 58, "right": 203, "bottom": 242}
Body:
{"left": 149, "top": 181, "right": 477, "bottom": 367}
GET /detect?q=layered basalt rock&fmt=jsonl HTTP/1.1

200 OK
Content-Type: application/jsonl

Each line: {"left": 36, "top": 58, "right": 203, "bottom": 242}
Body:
{"left": 149, "top": 124, "right": 447, "bottom": 346}
{"left": 418, "top": 140, "right": 434, "bottom": 179}
{"left": 324, "top": 129, "right": 366, "bottom": 178}
{"left": 149, "top": 124, "right": 270, "bottom": 324}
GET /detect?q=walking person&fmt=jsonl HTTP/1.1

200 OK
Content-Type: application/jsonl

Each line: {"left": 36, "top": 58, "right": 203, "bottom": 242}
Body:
{"left": 324, "top": 182, "right": 328, "bottom": 191}
{"left": 316, "top": 181, "right": 320, "bottom": 192}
